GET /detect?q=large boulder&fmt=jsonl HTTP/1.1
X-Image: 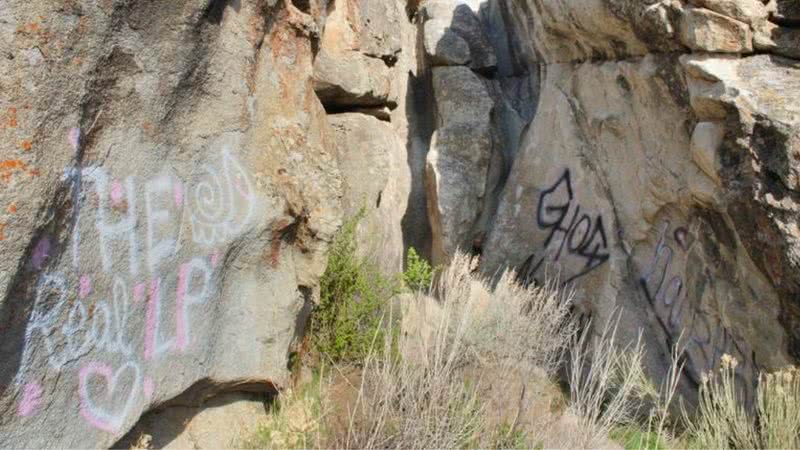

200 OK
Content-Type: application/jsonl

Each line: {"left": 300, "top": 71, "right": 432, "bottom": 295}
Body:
{"left": 425, "top": 66, "right": 494, "bottom": 265}
{"left": 477, "top": 0, "right": 800, "bottom": 402}
{"left": 311, "top": 0, "right": 401, "bottom": 108}
{"left": 328, "top": 113, "right": 409, "bottom": 273}
{"left": 421, "top": 0, "right": 497, "bottom": 72}
{"left": 679, "top": 7, "right": 754, "bottom": 53}
{"left": 0, "top": 1, "right": 342, "bottom": 447}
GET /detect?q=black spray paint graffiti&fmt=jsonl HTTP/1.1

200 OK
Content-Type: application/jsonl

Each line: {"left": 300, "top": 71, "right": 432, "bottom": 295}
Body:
{"left": 520, "top": 169, "right": 610, "bottom": 284}
{"left": 640, "top": 221, "right": 758, "bottom": 403}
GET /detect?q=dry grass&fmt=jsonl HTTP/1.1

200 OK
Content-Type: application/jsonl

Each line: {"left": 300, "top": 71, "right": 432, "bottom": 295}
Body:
{"left": 321, "top": 252, "right": 616, "bottom": 449}
{"left": 567, "top": 317, "right": 649, "bottom": 447}
{"left": 243, "top": 252, "right": 589, "bottom": 449}
{"left": 238, "top": 373, "right": 330, "bottom": 449}
{"left": 243, "top": 251, "right": 800, "bottom": 450}
{"left": 685, "top": 356, "right": 800, "bottom": 449}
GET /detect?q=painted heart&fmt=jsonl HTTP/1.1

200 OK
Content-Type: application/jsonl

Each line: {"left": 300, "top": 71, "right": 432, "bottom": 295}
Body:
{"left": 78, "top": 361, "right": 141, "bottom": 433}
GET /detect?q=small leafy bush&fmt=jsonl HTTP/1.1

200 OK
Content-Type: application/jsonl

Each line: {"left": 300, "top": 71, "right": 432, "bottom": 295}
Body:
{"left": 309, "top": 211, "right": 399, "bottom": 363}
{"left": 402, "top": 247, "right": 434, "bottom": 292}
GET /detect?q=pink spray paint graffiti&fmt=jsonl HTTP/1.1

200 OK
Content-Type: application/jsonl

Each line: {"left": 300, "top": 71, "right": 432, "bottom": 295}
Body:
{"left": 143, "top": 377, "right": 155, "bottom": 402}
{"left": 17, "top": 382, "right": 43, "bottom": 417}
{"left": 68, "top": 128, "right": 81, "bottom": 152}
{"left": 78, "top": 361, "right": 141, "bottom": 433}
{"left": 78, "top": 275, "right": 93, "bottom": 299}
{"left": 14, "top": 147, "right": 258, "bottom": 432}
{"left": 109, "top": 180, "right": 125, "bottom": 206}
{"left": 173, "top": 182, "right": 184, "bottom": 208}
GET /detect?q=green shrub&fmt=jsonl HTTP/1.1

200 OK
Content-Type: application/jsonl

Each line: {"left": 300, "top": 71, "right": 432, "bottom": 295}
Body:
{"left": 402, "top": 247, "right": 434, "bottom": 292}
{"left": 611, "top": 426, "right": 667, "bottom": 450}
{"left": 309, "top": 211, "right": 399, "bottom": 363}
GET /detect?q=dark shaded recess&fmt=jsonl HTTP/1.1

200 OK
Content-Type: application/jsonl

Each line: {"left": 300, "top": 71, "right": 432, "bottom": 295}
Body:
{"left": 291, "top": 0, "right": 312, "bottom": 14}
{"left": 750, "top": 116, "right": 800, "bottom": 361}
{"left": 400, "top": 8, "right": 435, "bottom": 264}
{"left": 112, "top": 380, "right": 278, "bottom": 449}
{"left": 752, "top": 117, "right": 796, "bottom": 198}
{"left": 203, "top": 0, "right": 230, "bottom": 24}
{"left": 772, "top": 0, "right": 800, "bottom": 26}
{"left": 693, "top": 207, "right": 737, "bottom": 259}
{"left": 321, "top": 103, "right": 392, "bottom": 119}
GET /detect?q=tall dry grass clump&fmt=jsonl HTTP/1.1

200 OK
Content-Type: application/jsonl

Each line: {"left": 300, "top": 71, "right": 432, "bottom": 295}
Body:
{"left": 686, "top": 356, "right": 800, "bottom": 449}
{"left": 336, "top": 252, "right": 580, "bottom": 448}
{"left": 567, "top": 317, "right": 649, "bottom": 447}
{"left": 756, "top": 366, "right": 800, "bottom": 449}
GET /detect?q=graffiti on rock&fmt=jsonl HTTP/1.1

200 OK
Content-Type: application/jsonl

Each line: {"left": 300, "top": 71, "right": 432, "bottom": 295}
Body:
{"left": 78, "top": 361, "right": 142, "bottom": 433}
{"left": 12, "top": 143, "right": 260, "bottom": 434}
{"left": 519, "top": 168, "right": 610, "bottom": 284}
{"left": 640, "top": 221, "right": 758, "bottom": 402}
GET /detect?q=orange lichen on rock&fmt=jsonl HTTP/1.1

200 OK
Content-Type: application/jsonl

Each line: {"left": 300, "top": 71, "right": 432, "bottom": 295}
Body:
{"left": 0, "top": 223, "right": 5, "bottom": 241}
{"left": 0, "top": 159, "right": 29, "bottom": 183}
{"left": 20, "top": 140, "right": 32, "bottom": 151}
{"left": 7, "top": 203, "right": 17, "bottom": 213}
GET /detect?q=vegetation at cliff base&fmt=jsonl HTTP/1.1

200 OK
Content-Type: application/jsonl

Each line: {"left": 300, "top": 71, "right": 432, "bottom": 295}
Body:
{"left": 249, "top": 218, "right": 800, "bottom": 450}
{"left": 308, "top": 210, "right": 400, "bottom": 363}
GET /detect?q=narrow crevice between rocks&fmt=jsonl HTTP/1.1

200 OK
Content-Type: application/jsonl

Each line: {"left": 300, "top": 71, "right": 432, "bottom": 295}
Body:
{"left": 290, "top": 0, "right": 312, "bottom": 14}
{"left": 322, "top": 104, "right": 393, "bottom": 122}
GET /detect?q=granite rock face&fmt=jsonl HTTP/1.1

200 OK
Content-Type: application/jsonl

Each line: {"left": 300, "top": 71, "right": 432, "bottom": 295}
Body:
{"left": 2, "top": 0, "right": 800, "bottom": 446}
{"left": 0, "top": 1, "right": 343, "bottom": 447}
{"left": 477, "top": 0, "right": 800, "bottom": 402}
{"left": 328, "top": 113, "right": 409, "bottom": 274}
{"left": 425, "top": 66, "right": 495, "bottom": 264}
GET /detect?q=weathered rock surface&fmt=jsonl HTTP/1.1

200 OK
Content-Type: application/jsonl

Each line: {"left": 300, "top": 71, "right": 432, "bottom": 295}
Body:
{"left": 312, "top": 0, "right": 398, "bottom": 108}
{"left": 422, "top": 0, "right": 497, "bottom": 72}
{"left": 3, "top": 0, "right": 800, "bottom": 446}
{"left": 474, "top": 0, "right": 800, "bottom": 402}
{"left": 755, "top": 22, "right": 800, "bottom": 59}
{"left": 680, "top": 7, "right": 753, "bottom": 53}
{"left": 423, "top": 19, "right": 472, "bottom": 66}
{"left": 115, "top": 392, "right": 270, "bottom": 449}
{"left": 690, "top": 0, "right": 768, "bottom": 25}
{"left": 0, "top": 1, "right": 342, "bottom": 447}
{"left": 426, "top": 66, "right": 494, "bottom": 265}
{"left": 329, "top": 113, "right": 409, "bottom": 273}
{"left": 313, "top": 50, "right": 394, "bottom": 107}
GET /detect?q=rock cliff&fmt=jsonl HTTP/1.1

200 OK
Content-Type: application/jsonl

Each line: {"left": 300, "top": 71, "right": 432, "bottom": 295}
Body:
{"left": 480, "top": 0, "right": 800, "bottom": 404}
{"left": 0, "top": 0, "right": 799, "bottom": 446}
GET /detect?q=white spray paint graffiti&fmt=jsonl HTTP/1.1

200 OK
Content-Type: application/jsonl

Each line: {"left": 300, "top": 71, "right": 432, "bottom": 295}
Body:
{"left": 190, "top": 148, "right": 256, "bottom": 247}
{"left": 79, "top": 361, "right": 142, "bottom": 433}
{"left": 14, "top": 146, "right": 260, "bottom": 434}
